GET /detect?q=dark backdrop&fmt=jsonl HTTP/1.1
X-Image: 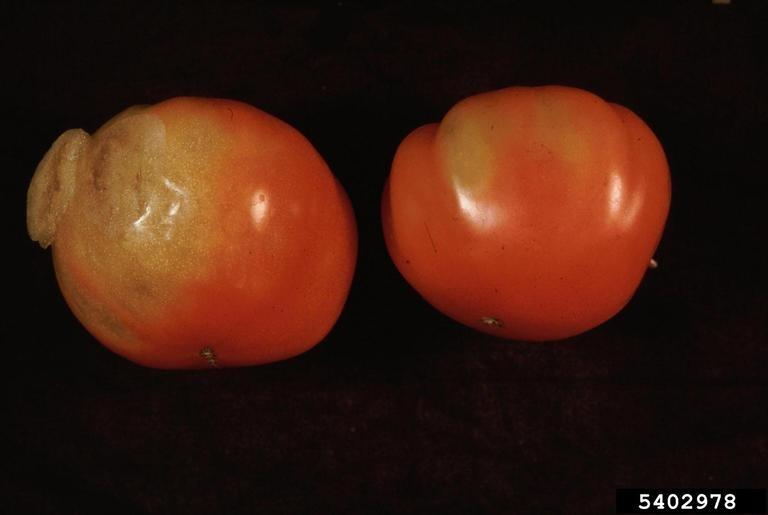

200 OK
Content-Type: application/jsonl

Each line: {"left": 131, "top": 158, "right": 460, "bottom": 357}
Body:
{"left": 2, "top": 2, "right": 767, "bottom": 514}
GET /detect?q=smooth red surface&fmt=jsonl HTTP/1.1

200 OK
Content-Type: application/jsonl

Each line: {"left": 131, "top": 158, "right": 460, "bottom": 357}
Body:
{"left": 382, "top": 86, "right": 671, "bottom": 340}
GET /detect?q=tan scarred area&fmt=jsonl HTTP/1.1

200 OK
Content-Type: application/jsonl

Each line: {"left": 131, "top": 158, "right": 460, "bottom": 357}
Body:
{"left": 533, "top": 90, "right": 592, "bottom": 168}
{"left": 27, "top": 129, "right": 89, "bottom": 247}
{"left": 435, "top": 99, "right": 499, "bottom": 192}
{"left": 435, "top": 87, "right": 600, "bottom": 195}
{"left": 27, "top": 107, "right": 226, "bottom": 351}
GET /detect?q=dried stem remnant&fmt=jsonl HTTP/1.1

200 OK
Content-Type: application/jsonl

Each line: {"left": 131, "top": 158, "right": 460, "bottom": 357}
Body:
{"left": 481, "top": 316, "right": 503, "bottom": 328}
{"left": 200, "top": 346, "right": 218, "bottom": 367}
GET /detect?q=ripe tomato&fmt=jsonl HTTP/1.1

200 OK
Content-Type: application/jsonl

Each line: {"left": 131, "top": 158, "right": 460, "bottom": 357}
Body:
{"left": 27, "top": 97, "right": 357, "bottom": 368}
{"left": 382, "top": 86, "right": 670, "bottom": 340}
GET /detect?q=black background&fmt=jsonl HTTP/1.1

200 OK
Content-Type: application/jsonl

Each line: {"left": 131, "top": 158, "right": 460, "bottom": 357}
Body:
{"left": 2, "top": 2, "right": 767, "bottom": 514}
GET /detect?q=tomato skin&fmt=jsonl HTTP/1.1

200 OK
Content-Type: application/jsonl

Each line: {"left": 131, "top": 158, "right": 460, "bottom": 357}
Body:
{"left": 382, "top": 86, "right": 671, "bottom": 340}
{"left": 28, "top": 97, "right": 357, "bottom": 368}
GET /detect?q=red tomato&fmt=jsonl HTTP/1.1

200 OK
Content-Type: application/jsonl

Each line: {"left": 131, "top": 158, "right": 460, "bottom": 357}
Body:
{"left": 382, "top": 86, "right": 670, "bottom": 340}
{"left": 27, "top": 97, "right": 357, "bottom": 368}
